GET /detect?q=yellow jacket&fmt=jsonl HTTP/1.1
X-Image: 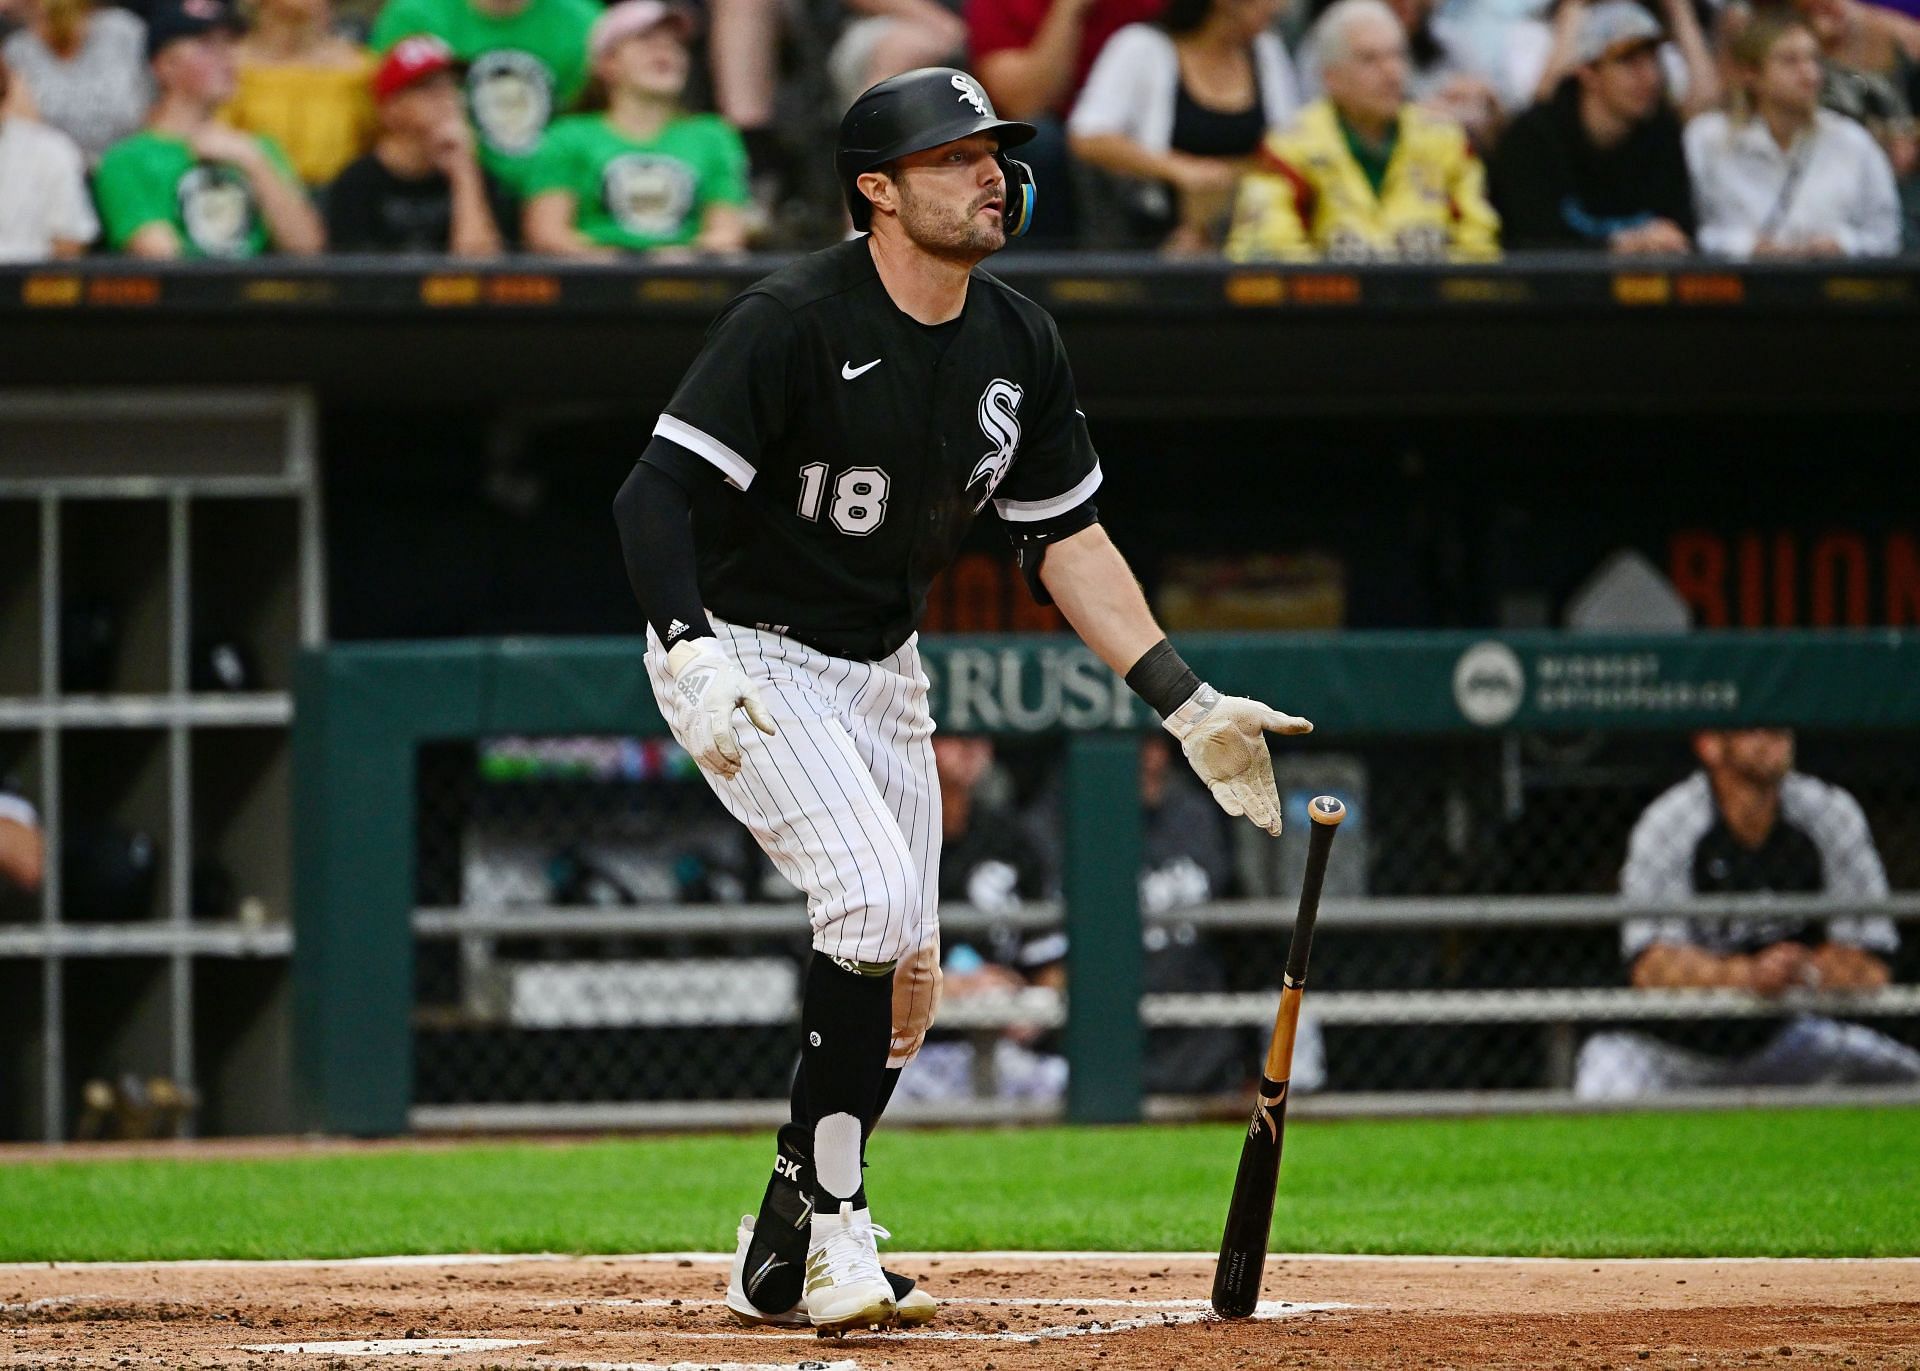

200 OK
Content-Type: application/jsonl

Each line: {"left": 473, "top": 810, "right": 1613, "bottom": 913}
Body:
{"left": 1226, "top": 99, "right": 1500, "bottom": 262}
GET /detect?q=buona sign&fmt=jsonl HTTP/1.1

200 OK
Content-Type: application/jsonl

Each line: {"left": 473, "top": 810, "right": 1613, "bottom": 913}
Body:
{"left": 1669, "top": 530, "right": 1920, "bottom": 628}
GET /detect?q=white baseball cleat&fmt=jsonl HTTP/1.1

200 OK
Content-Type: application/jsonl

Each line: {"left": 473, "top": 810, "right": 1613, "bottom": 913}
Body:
{"left": 804, "top": 1202, "right": 896, "bottom": 1334}
{"left": 889, "top": 1275, "right": 937, "bottom": 1327}
{"left": 726, "top": 1211, "right": 938, "bottom": 1328}
{"left": 726, "top": 1215, "right": 809, "bottom": 1326}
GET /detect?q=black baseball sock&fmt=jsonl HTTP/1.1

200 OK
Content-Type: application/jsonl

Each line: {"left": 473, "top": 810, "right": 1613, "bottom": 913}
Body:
{"left": 784, "top": 1060, "right": 903, "bottom": 1156}
{"left": 871, "top": 1065, "right": 902, "bottom": 1131}
{"left": 799, "top": 952, "right": 894, "bottom": 1212}
{"left": 778, "top": 1057, "right": 811, "bottom": 1165}
{"left": 744, "top": 979, "right": 908, "bottom": 1310}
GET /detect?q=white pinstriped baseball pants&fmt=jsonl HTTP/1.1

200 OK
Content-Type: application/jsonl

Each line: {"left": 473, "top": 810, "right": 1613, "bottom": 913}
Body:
{"left": 645, "top": 616, "right": 942, "bottom": 1066}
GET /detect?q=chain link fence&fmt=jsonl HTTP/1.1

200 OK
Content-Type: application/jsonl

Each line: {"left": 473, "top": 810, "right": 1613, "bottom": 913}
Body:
{"left": 411, "top": 725, "right": 1920, "bottom": 1124}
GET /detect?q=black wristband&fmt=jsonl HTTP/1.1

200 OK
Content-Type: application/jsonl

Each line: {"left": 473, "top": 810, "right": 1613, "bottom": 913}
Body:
{"left": 1124, "top": 638, "right": 1203, "bottom": 719}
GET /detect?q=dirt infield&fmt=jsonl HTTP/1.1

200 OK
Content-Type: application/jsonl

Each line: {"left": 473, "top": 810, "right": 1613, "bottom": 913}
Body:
{"left": 2, "top": 1252, "right": 1915, "bottom": 1370}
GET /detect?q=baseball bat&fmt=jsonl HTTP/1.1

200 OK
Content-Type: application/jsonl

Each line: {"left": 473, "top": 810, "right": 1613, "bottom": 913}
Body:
{"left": 1210, "top": 793, "right": 1347, "bottom": 1320}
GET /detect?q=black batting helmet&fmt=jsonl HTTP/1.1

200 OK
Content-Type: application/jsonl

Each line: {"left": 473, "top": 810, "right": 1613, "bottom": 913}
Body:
{"left": 837, "top": 67, "right": 1038, "bottom": 234}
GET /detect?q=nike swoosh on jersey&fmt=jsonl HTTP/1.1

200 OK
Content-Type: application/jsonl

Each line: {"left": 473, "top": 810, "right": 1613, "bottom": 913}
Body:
{"left": 841, "top": 359, "right": 882, "bottom": 380}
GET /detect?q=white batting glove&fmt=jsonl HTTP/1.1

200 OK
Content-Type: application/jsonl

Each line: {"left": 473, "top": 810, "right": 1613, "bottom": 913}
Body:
{"left": 664, "top": 638, "right": 776, "bottom": 779}
{"left": 1163, "top": 685, "right": 1312, "bottom": 836}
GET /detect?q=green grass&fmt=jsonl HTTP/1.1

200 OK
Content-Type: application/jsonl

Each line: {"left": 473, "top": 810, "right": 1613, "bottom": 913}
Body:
{"left": 1, "top": 1107, "right": 1914, "bottom": 1262}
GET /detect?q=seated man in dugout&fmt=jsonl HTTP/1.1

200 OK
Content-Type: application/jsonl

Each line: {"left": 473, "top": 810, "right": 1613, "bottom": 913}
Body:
{"left": 1576, "top": 727, "right": 1920, "bottom": 1098}
{"left": 1223, "top": 0, "right": 1498, "bottom": 262}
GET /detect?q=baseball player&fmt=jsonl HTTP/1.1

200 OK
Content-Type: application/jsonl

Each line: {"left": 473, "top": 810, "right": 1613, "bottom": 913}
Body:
{"left": 612, "top": 66, "right": 1312, "bottom": 1334}
{"left": 1576, "top": 727, "right": 1920, "bottom": 1098}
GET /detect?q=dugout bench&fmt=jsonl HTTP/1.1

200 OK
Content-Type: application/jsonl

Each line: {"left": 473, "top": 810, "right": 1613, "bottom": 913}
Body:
{"left": 294, "top": 631, "right": 1920, "bottom": 1135}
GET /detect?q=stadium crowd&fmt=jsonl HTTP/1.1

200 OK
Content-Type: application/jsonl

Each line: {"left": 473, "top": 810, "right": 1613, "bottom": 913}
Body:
{"left": 0, "top": 0, "right": 1914, "bottom": 259}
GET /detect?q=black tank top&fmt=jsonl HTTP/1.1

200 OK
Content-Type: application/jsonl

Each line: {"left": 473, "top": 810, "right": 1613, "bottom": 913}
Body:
{"left": 1169, "top": 58, "right": 1265, "bottom": 159}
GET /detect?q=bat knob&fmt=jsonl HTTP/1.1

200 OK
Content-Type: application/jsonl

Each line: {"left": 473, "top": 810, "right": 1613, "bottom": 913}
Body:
{"left": 1307, "top": 795, "right": 1347, "bottom": 826}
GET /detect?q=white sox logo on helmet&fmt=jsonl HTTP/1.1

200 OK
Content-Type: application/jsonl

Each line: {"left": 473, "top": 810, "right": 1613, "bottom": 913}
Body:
{"left": 951, "top": 73, "right": 987, "bottom": 115}
{"left": 967, "top": 379, "right": 1022, "bottom": 511}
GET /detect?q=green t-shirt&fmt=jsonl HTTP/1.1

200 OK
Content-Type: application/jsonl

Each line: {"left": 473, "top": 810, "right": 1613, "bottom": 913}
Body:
{"left": 372, "top": 0, "right": 598, "bottom": 186}
{"left": 93, "top": 129, "right": 300, "bottom": 258}
{"left": 524, "top": 113, "right": 749, "bottom": 251}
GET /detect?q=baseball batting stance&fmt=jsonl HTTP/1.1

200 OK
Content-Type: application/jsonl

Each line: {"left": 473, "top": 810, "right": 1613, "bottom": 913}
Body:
{"left": 612, "top": 66, "right": 1313, "bottom": 1335}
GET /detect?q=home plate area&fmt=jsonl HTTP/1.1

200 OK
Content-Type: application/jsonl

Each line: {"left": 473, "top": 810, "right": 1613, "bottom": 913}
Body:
{"left": 4, "top": 1252, "right": 1916, "bottom": 1369}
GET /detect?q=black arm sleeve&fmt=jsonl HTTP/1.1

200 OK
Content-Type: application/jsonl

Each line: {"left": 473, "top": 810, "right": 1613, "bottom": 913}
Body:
{"left": 612, "top": 438, "right": 719, "bottom": 649}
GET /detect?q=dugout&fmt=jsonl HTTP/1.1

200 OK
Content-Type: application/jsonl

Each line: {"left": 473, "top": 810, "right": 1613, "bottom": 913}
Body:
{"left": 1, "top": 257, "right": 1918, "bottom": 1140}
{"left": 7, "top": 256, "right": 1919, "bottom": 641}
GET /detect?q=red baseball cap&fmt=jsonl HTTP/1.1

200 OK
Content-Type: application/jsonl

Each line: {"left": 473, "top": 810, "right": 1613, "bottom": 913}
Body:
{"left": 373, "top": 34, "right": 458, "bottom": 103}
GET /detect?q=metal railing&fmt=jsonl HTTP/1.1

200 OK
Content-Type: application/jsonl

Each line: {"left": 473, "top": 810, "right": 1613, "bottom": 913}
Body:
{"left": 409, "top": 894, "right": 1920, "bottom": 1129}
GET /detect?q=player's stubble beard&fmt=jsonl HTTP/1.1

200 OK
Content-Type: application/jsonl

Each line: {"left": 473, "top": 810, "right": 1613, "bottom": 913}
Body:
{"left": 894, "top": 172, "right": 1006, "bottom": 266}
{"left": 1733, "top": 736, "right": 1794, "bottom": 788}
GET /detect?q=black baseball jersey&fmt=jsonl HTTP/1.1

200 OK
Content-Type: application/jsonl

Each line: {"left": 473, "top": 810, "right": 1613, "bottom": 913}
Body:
{"left": 1617, "top": 769, "right": 1899, "bottom": 1056}
{"left": 1619, "top": 770, "right": 1898, "bottom": 961}
{"left": 644, "top": 236, "right": 1101, "bottom": 661}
